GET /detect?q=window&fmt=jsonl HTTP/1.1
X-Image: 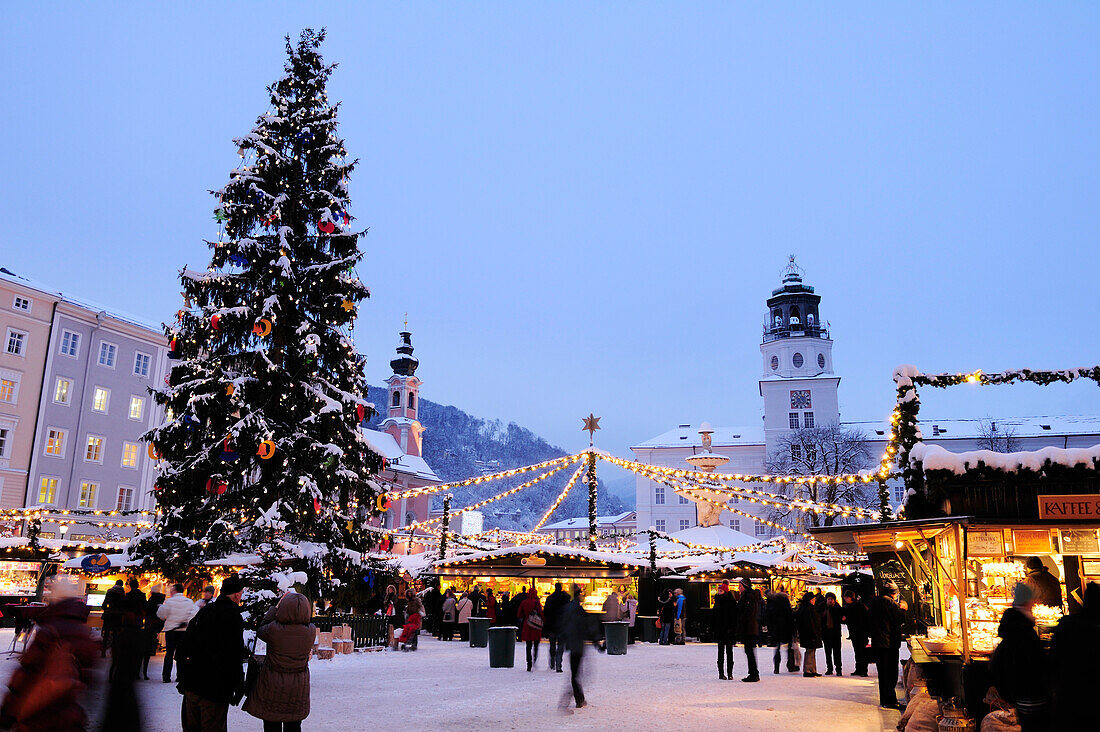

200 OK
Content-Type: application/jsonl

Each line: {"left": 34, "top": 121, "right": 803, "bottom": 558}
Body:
{"left": 791, "top": 444, "right": 802, "bottom": 460}
{"left": 678, "top": 493, "right": 689, "bottom": 505}
{"left": 655, "top": 519, "right": 666, "bottom": 533}
{"left": 790, "top": 389, "right": 812, "bottom": 409}
{"left": 12, "top": 296, "right": 30, "bottom": 311}
{"left": 679, "top": 519, "right": 691, "bottom": 531}
{"left": 54, "top": 378, "right": 71, "bottom": 404}
{"left": 92, "top": 387, "right": 110, "bottom": 413}
{"left": 98, "top": 342, "right": 117, "bottom": 367}
{"left": 128, "top": 396, "right": 145, "bottom": 421}
{"left": 60, "top": 330, "right": 80, "bottom": 357}
{"left": 408, "top": 392, "right": 415, "bottom": 409}
{"left": 5, "top": 329, "right": 26, "bottom": 356}
{"left": 391, "top": 391, "right": 400, "bottom": 407}
{"left": 893, "top": 484, "right": 905, "bottom": 503}
{"left": 117, "top": 486, "right": 135, "bottom": 511}
{"left": 0, "top": 427, "right": 9, "bottom": 458}
{"left": 133, "top": 351, "right": 151, "bottom": 378}
{"left": 792, "top": 352, "right": 804, "bottom": 368}
{"left": 729, "top": 519, "right": 740, "bottom": 532}
{"left": 37, "top": 477, "right": 58, "bottom": 504}
{"left": 770, "top": 355, "right": 779, "bottom": 371}
{"left": 818, "top": 353, "right": 826, "bottom": 369}
{"left": 755, "top": 521, "right": 771, "bottom": 537}
{"left": 803, "top": 412, "right": 814, "bottom": 429}
{"left": 85, "top": 435, "right": 104, "bottom": 463}
{"left": 78, "top": 481, "right": 98, "bottom": 508}
{"left": 45, "top": 428, "right": 66, "bottom": 457}
{"left": 654, "top": 485, "right": 665, "bottom": 505}
{"left": 0, "top": 378, "right": 14, "bottom": 403}
{"left": 789, "top": 412, "right": 800, "bottom": 430}
{"left": 121, "top": 442, "right": 140, "bottom": 468}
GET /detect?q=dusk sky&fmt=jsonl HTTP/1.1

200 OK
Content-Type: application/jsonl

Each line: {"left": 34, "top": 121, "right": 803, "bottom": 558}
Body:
{"left": 2, "top": 3, "right": 1098, "bottom": 457}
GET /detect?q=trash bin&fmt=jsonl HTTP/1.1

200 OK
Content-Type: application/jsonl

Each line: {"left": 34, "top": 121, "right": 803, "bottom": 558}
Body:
{"left": 637, "top": 615, "right": 658, "bottom": 643}
{"left": 603, "top": 621, "right": 629, "bottom": 655}
{"left": 488, "top": 626, "right": 517, "bottom": 668}
{"left": 468, "top": 617, "right": 491, "bottom": 648}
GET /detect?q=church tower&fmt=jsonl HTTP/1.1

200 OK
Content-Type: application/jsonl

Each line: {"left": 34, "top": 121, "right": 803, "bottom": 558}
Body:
{"left": 381, "top": 328, "right": 424, "bottom": 457}
{"left": 759, "top": 257, "right": 840, "bottom": 456}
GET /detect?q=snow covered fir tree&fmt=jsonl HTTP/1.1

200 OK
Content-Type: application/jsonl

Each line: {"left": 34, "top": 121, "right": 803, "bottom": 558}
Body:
{"left": 132, "top": 29, "right": 382, "bottom": 615}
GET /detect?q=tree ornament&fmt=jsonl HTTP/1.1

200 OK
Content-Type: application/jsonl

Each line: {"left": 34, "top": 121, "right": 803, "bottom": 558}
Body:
{"left": 225, "top": 383, "right": 235, "bottom": 396}
{"left": 147, "top": 444, "right": 161, "bottom": 460}
{"left": 253, "top": 319, "right": 272, "bottom": 337}
{"left": 378, "top": 535, "right": 393, "bottom": 552}
{"left": 167, "top": 337, "right": 180, "bottom": 360}
{"left": 205, "top": 478, "right": 228, "bottom": 495}
{"left": 213, "top": 208, "right": 227, "bottom": 223}
{"left": 220, "top": 438, "right": 239, "bottom": 463}
{"left": 176, "top": 310, "right": 187, "bottom": 321}
{"left": 211, "top": 314, "right": 221, "bottom": 331}
{"left": 341, "top": 299, "right": 354, "bottom": 312}
{"left": 228, "top": 253, "right": 248, "bottom": 266}
{"left": 355, "top": 404, "right": 366, "bottom": 421}
{"left": 317, "top": 219, "right": 336, "bottom": 234}
{"left": 313, "top": 497, "right": 321, "bottom": 513}
{"left": 257, "top": 440, "right": 276, "bottom": 459}
{"left": 376, "top": 494, "right": 391, "bottom": 512}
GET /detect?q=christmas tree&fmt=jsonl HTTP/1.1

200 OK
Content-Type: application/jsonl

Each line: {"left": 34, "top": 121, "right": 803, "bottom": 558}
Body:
{"left": 134, "top": 29, "right": 381, "bottom": 604}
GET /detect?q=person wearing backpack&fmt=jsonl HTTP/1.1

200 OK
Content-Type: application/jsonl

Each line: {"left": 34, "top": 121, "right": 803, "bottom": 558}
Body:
{"left": 517, "top": 586, "right": 544, "bottom": 672}
{"left": 178, "top": 573, "right": 248, "bottom": 731}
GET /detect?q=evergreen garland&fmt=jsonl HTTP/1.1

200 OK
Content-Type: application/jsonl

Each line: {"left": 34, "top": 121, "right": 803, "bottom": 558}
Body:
{"left": 438, "top": 494, "right": 451, "bottom": 560}
{"left": 586, "top": 452, "right": 598, "bottom": 551}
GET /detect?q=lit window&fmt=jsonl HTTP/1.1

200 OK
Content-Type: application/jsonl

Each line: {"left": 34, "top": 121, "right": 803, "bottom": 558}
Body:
{"left": 37, "top": 477, "right": 57, "bottom": 504}
{"left": 60, "top": 331, "right": 80, "bottom": 357}
{"left": 133, "top": 352, "right": 150, "bottom": 378}
{"left": 789, "top": 413, "right": 799, "bottom": 430}
{"left": 85, "top": 435, "right": 104, "bottom": 463}
{"left": 54, "top": 378, "right": 71, "bottom": 404}
{"left": 0, "top": 428, "right": 9, "bottom": 458}
{"left": 78, "top": 481, "right": 98, "bottom": 508}
{"left": 129, "top": 396, "right": 145, "bottom": 421}
{"left": 803, "top": 412, "right": 814, "bottom": 429}
{"left": 6, "top": 329, "right": 26, "bottom": 356}
{"left": 121, "top": 442, "right": 139, "bottom": 468}
{"left": 655, "top": 519, "right": 665, "bottom": 533}
{"left": 654, "top": 485, "right": 665, "bottom": 505}
{"left": 45, "top": 429, "right": 66, "bottom": 456}
{"left": 12, "top": 296, "right": 30, "bottom": 311}
{"left": 117, "top": 486, "right": 135, "bottom": 511}
{"left": 0, "top": 379, "right": 14, "bottom": 403}
{"left": 679, "top": 519, "right": 691, "bottom": 531}
{"left": 98, "top": 342, "right": 117, "bottom": 367}
{"left": 92, "top": 387, "right": 110, "bottom": 413}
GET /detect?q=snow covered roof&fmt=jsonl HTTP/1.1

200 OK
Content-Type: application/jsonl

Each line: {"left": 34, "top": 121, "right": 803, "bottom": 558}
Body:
{"left": 203, "top": 553, "right": 263, "bottom": 567}
{"left": 632, "top": 424, "right": 765, "bottom": 450}
{"left": 432, "top": 544, "right": 650, "bottom": 570}
{"left": 910, "top": 442, "right": 1100, "bottom": 475}
{"left": 539, "top": 512, "right": 636, "bottom": 531}
{"left": 0, "top": 267, "right": 163, "bottom": 334}
{"left": 846, "top": 415, "right": 1100, "bottom": 441}
{"left": 667, "top": 524, "right": 758, "bottom": 549}
{"left": 360, "top": 428, "right": 440, "bottom": 482}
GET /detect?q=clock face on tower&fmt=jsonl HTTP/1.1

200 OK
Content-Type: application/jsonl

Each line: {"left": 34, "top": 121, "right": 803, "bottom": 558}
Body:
{"left": 790, "top": 390, "right": 812, "bottom": 409}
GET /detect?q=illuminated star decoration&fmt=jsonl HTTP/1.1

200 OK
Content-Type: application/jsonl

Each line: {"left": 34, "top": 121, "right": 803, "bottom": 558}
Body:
{"left": 582, "top": 413, "right": 601, "bottom": 446}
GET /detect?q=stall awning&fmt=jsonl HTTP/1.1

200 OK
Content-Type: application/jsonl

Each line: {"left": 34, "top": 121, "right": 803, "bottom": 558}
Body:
{"left": 431, "top": 544, "right": 648, "bottom": 579}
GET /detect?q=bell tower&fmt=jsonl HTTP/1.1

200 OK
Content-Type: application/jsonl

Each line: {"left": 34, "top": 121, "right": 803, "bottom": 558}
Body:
{"left": 381, "top": 326, "right": 424, "bottom": 457}
{"left": 759, "top": 257, "right": 840, "bottom": 454}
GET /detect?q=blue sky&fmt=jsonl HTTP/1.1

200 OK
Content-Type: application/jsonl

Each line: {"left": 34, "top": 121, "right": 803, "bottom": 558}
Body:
{"left": 1, "top": 3, "right": 1098, "bottom": 456}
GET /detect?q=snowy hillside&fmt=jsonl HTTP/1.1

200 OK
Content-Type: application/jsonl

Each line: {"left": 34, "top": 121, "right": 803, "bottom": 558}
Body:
{"left": 366, "top": 387, "right": 627, "bottom": 530}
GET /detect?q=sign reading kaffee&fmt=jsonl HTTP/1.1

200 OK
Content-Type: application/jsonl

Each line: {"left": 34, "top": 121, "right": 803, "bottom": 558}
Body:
{"left": 1037, "top": 494, "right": 1100, "bottom": 520}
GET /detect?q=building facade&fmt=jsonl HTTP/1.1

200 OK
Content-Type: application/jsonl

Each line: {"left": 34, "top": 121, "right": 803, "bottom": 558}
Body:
{"left": 634, "top": 258, "right": 1100, "bottom": 536}
{"left": 535, "top": 511, "right": 637, "bottom": 544}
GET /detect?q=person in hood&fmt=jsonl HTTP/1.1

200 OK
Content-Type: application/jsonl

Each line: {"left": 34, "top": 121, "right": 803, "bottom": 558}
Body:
{"left": 821, "top": 592, "right": 843, "bottom": 675}
{"left": 796, "top": 591, "right": 823, "bottom": 678}
{"left": 868, "top": 584, "right": 905, "bottom": 709}
{"left": 673, "top": 588, "right": 687, "bottom": 645}
{"left": 518, "top": 586, "right": 544, "bottom": 672}
{"left": 543, "top": 583, "right": 571, "bottom": 672}
{"left": 396, "top": 590, "right": 423, "bottom": 651}
{"left": 243, "top": 591, "right": 315, "bottom": 732}
{"left": 158, "top": 583, "right": 197, "bottom": 683}
{"left": 1023, "top": 557, "right": 1063, "bottom": 609}
{"left": 101, "top": 579, "right": 125, "bottom": 657}
{"left": 766, "top": 586, "right": 797, "bottom": 674}
{"left": 712, "top": 580, "right": 738, "bottom": 680}
{"left": 0, "top": 577, "right": 99, "bottom": 732}
{"left": 736, "top": 579, "right": 761, "bottom": 682}
{"left": 991, "top": 583, "right": 1049, "bottom": 731}
{"left": 1050, "top": 582, "right": 1100, "bottom": 730}
{"left": 178, "top": 573, "right": 248, "bottom": 731}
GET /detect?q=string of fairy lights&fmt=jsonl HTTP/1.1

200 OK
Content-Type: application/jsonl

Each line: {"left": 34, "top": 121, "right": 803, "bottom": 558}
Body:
{"left": 529, "top": 463, "right": 586, "bottom": 534}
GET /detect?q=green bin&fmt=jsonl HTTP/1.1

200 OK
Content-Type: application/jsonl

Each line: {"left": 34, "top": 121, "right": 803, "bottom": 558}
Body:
{"left": 603, "top": 621, "right": 629, "bottom": 655}
{"left": 488, "top": 626, "right": 517, "bottom": 668}
{"left": 637, "top": 615, "right": 658, "bottom": 643}
{"left": 469, "top": 617, "right": 491, "bottom": 648}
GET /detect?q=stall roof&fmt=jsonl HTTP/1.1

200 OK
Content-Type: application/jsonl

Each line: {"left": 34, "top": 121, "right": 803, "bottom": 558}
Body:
{"left": 432, "top": 544, "right": 649, "bottom": 578}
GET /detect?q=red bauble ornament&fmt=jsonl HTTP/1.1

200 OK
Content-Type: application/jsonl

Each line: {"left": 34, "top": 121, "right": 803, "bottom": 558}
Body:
{"left": 379, "top": 536, "right": 393, "bottom": 552}
{"left": 356, "top": 404, "right": 366, "bottom": 421}
{"left": 205, "top": 478, "right": 228, "bottom": 495}
{"left": 317, "top": 220, "right": 336, "bottom": 234}
{"left": 313, "top": 497, "right": 321, "bottom": 513}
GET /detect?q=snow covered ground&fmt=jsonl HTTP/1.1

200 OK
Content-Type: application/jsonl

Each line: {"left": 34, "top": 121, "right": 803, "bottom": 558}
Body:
{"left": 0, "top": 630, "right": 901, "bottom": 731}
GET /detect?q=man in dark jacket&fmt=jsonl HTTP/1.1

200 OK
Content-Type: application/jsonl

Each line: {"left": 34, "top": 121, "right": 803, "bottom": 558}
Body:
{"left": 991, "top": 583, "right": 1049, "bottom": 731}
{"left": 424, "top": 583, "right": 443, "bottom": 638}
{"left": 560, "top": 586, "right": 593, "bottom": 709}
{"left": 821, "top": 592, "right": 844, "bottom": 675}
{"left": 1050, "top": 582, "right": 1100, "bottom": 730}
{"left": 101, "top": 579, "right": 125, "bottom": 657}
{"left": 868, "top": 584, "right": 905, "bottom": 709}
{"left": 543, "top": 583, "right": 571, "bottom": 673}
{"left": 712, "top": 580, "right": 738, "bottom": 679}
{"left": 1023, "top": 557, "right": 1062, "bottom": 609}
{"left": 766, "top": 587, "right": 797, "bottom": 674}
{"left": 178, "top": 573, "right": 247, "bottom": 731}
{"left": 842, "top": 590, "right": 870, "bottom": 676}
{"left": 736, "top": 578, "right": 761, "bottom": 682}
{"left": 469, "top": 586, "right": 484, "bottom": 617}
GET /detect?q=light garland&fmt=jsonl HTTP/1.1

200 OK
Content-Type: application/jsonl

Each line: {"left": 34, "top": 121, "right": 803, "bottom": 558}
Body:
{"left": 529, "top": 463, "right": 585, "bottom": 534}
{"left": 386, "top": 454, "right": 581, "bottom": 500}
